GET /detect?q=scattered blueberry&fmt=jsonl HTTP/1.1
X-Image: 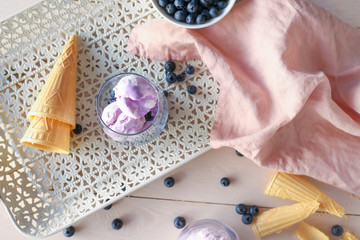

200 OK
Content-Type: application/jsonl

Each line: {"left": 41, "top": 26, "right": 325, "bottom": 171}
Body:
{"left": 158, "top": 0, "right": 169, "bottom": 7}
{"left": 174, "top": 0, "right": 186, "bottom": 9}
{"left": 112, "top": 218, "right": 123, "bottom": 230}
{"left": 174, "top": 216, "right": 186, "bottom": 229}
{"left": 249, "top": 206, "right": 259, "bottom": 216}
{"left": 104, "top": 204, "right": 112, "bottom": 210}
{"left": 209, "top": 7, "right": 218, "bottom": 18}
{"left": 73, "top": 124, "right": 82, "bottom": 134}
{"left": 196, "top": 14, "right": 205, "bottom": 24}
{"left": 145, "top": 111, "right": 154, "bottom": 122}
{"left": 174, "top": 10, "right": 187, "bottom": 22}
{"left": 165, "top": 60, "right": 176, "bottom": 72}
{"left": 220, "top": 177, "right": 230, "bottom": 187}
{"left": 217, "top": 0, "right": 227, "bottom": 9}
{"left": 200, "top": 0, "right": 213, "bottom": 8}
{"left": 110, "top": 90, "right": 116, "bottom": 99}
{"left": 235, "top": 150, "right": 244, "bottom": 157}
{"left": 185, "top": 65, "right": 195, "bottom": 75}
{"left": 166, "top": 3, "right": 177, "bottom": 15}
{"left": 242, "top": 214, "right": 253, "bottom": 225}
{"left": 187, "top": 1, "right": 200, "bottom": 13}
{"left": 331, "top": 225, "right": 344, "bottom": 237}
{"left": 235, "top": 204, "right": 247, "bottom": 215}
{"left": 186, "top": 13, "right": 197, "bottom": 24}
{"left": 177, "top": 73, "right": 186, "bottom": 82}
{"left": 107, "top": 99, "right": 116, "bottom": 105}
{"left": 187, "top": 85, "right": 197, "bottom": 94}
{"left": 63, "top": 226, "right": 75, "bottom": 237}
{"left": 166, "top": 72, "right": 177, "bottom": 83}
{"left": 163, "top": 90, "right": 169, "bottom": 97}
{"left": 201, "top": 9, "right": 211, "bottom": 20}
{"left": 164, "top": 177, "right": 175, "bottom": 188}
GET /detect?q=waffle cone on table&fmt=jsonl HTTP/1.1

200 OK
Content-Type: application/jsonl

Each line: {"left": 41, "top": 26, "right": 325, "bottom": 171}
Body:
{"left": 341, "top": 231, "right": 359, "bottom": 240}
{"left": 252, "top": 200, "right": 319, "bottom": 238}
{"left": 28, "top": 35, "right": 78, "bottom": 129}
{"left": 265, "top": 171, "right": 344, "bottom": 217}
{"left": 296, "top": 222, "right": 329, "bottom": 240}
{"left": 20, "top": 116, "right": 71, "bottom": 154}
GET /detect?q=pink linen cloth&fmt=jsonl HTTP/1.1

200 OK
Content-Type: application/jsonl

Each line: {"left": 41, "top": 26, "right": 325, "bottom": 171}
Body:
{"left": 127, "top": 0, "right": 360, "bottom": 196}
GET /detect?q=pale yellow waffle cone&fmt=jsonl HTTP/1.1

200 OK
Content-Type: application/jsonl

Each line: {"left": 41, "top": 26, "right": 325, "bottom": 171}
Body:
{"left": 265, "top": 171, "right": 344, "bottom": 217}
{"left": 28, "top": 35, "right": 78, "bottom": 129}
{"left": 296, "top": 222, "right": 329, "bottom": 240}
{"left": 341, "top": 231, "right": 359, "bottom": 240}
{"left": 252, "top": 201, "right": 319, "bottom": 238}
{"left": 21, "top": 116, "right": 71, "bottom": 154}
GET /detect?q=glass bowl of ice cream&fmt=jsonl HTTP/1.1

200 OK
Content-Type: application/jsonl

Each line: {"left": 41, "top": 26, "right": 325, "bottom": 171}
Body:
{"left": 96, "top": 73, "right": 168, "bottom": 146}
{"left": 177, "top": 219, "right": 240, "bottom": 240}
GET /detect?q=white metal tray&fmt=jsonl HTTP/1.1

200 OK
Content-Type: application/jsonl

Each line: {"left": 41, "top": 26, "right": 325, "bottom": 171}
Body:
{"left": 0, "top": 0, "right": 218, "bottom": 237}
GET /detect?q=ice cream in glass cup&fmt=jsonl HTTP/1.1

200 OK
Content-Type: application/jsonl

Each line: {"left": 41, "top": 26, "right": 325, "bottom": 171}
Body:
{"left": 96, "top": 73, "right": 168, "bottom": 146}
{"left": 177, "top": 219, "right": 240, "bottom": 240}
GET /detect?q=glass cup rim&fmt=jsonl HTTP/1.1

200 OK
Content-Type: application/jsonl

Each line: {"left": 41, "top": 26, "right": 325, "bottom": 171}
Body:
{"left": 96, "top": 72, "right": 161, "bottom": 136}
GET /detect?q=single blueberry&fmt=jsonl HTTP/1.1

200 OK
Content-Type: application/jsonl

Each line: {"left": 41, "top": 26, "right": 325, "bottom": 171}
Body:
{"left": 196, "top": 14, "right": 205, "bottom": 24}
{"left": 163, "top": 90, "right": 169, "bottom": 97}
{"left": 187, "top": 85, "right": 197, "bottom": 94}
{"left": 200, "top": 0, "right": 213, "bottom": 8}
{"left": 158, "top": 0, "right": 169, "bottom": 7}
{"left": 235, "top": 204, "right": 247, "bottom": 215}
{"left": 242, "top": 214, "right": 253, "bottom": 225}
{"left": 331, "top": 225, "right": 344, "bottom": 237}
{"left": 110, "top": 90, "right": 116, "bottom": 99}
{"left": 165, "top": 60, "right": 176, "bottom": 72}
{"left": 107, "top": 99, "right": 116, "bottom": 105}
{"left": 177, "top": 73, "right": 186, "bottom": 82}
{"left": 166, "top": 72, "right": 177, "bottom": 83}
{"left": 217, "top": 0, "right": 227, "bottom": 9}
{"left": 174, "top": 10, "right": 187, "bottom": 22}
{"left": 201, "top": 10, "right": 211, "bottom": 21}
{"left": 220, "top": 177, "right": 230, "bottom": 187}
{"left": 174, "top": 216, "right": 186, "bottom": 229}
{"left": 187, "top": 1, "right": 200, "bottom": 13}
{"left": 145, "top": 111, "right": 154, "bottom": 122}
{"left": 166, "top": 3, "right": 177, "bottom": 15}
{"left": 73, "top": 124, "right": 83, "bottom": 134}
{"left": 209, "top": 7, "right": 218, "bottom": 18}
{"left": 235, "top": 150, "right": 244, "bottom": 157}
{"left": 174, "top": 0, "right": 186, "bottom": 9}
{"left": 249, "top": 206, "right": 259, "bottom": 216}
{"left": 112, "top": 218, "right": 123, "bottom": 230}
{"left": 104, "top": 204, "right": 112, "bottom": 210}
{"left": 63, "top": 226, "right": 75, "bottom": 237}
{"left": 186, "top": 13, "right": 197, "bottom": 24}
{"left": 184, "top": 0, "right": 191, "bottom": 2}
{"left": 185, "top": 65, "right": 195, "bottom": 75}
{"left": 164, "top": 177, "right": 175, "bottom": 187}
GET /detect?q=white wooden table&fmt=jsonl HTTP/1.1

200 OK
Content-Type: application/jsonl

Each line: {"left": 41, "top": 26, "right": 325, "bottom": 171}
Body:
{"left": 1, "top": 0, "right": 360, "bottom": 239}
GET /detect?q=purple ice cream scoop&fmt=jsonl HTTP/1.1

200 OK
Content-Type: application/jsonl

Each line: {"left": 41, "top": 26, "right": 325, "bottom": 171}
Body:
{"left": 114, "top": 75, "right": 158, "bottom": 119}
{"left": 101, "top": 102, "right": 122, "bottom": 126}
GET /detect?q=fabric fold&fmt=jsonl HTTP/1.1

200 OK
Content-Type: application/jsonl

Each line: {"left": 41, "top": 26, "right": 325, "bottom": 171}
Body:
{"left": 127, "top": 0, "right": 360, "bottom": 195}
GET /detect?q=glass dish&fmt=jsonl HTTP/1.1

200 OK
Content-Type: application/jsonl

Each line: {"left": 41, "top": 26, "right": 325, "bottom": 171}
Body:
{"left": 96, "top": 72, "right": 168, "bottom": 146}
{"left": 177, "top": 219, "right": 240, "bottom": 240}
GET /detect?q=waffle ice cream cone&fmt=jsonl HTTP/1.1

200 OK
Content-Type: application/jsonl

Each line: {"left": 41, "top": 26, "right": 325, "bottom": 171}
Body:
{"left": 341, "top": 231, "right": 359, "bottom": 240}
{"left": 265, "top": 171, "right": 344, "bottom": 217}
{"left": 252, "top": 200, "right": 319, "bottom": 238}
{"left": 20, "top": 116, "right": 70, "bottom": 154}
{"left": 296, "top": 222, "right": 329, "bottom": 240}
{"left": 28, "top": 35, "right": 78, "bottom": 129}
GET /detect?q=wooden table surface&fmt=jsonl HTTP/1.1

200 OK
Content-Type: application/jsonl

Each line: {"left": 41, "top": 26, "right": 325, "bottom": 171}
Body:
{"left": 1, "top": 0, "right": 360, "bottom": 239}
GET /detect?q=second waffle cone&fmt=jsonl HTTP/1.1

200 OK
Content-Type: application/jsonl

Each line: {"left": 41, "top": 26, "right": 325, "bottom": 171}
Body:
{"left": 265, "top": 171, "right": 344, "bottom": 217}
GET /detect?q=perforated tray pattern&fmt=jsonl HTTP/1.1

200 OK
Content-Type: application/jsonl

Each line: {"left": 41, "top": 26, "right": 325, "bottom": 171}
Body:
{"left": 0, "top": 0, "right": 218, "bottom": 237}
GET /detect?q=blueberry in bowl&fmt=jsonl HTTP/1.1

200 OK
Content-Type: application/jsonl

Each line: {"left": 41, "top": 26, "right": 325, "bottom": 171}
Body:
{"left": 152, "top": 0, "right": 236, "bottom": 29}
